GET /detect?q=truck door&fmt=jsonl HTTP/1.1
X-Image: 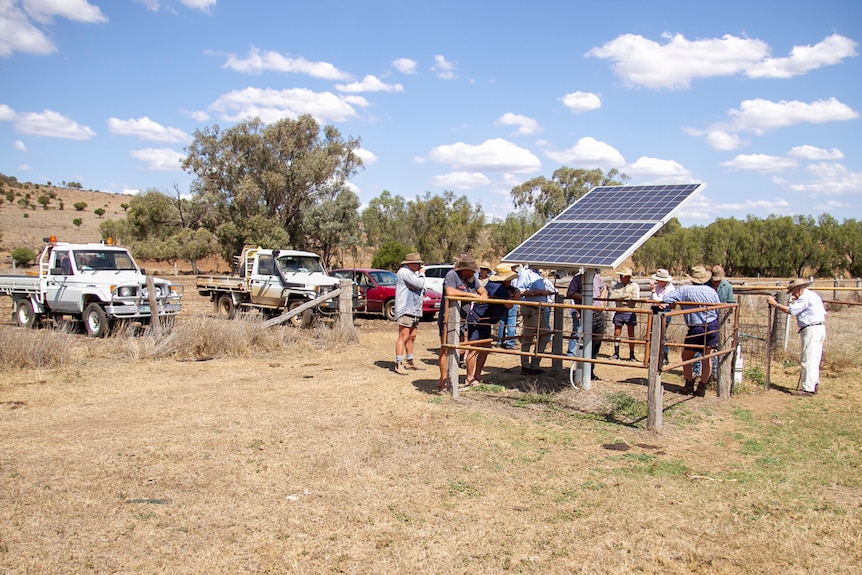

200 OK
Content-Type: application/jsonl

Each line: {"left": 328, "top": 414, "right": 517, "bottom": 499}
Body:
{"left": 250, "top": 254, "right": 284, "bottom": 307}
{"left": 45, "top": 250, "right": 78, "bottom": 313}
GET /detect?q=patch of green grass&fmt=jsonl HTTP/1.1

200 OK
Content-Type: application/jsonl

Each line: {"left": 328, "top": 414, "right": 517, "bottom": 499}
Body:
{"left": 664, "top": 403, "right": 705, "bottom": 428}
{"left": 732, "top": 408, "right": 756, "bottom": 424}
{"left": 741, "top": 439, "right": 765, "bottom": 454}
{"left": 473, "top": 383, "right": 505, "bottom": 393}
{"left": 447, "top": 479, "right": 480, "bottom": 497}
{"left": 606, "top": 392, "right": 647, "bottom": 422}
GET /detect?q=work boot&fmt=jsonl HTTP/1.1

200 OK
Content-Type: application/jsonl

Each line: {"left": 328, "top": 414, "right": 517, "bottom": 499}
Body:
{"left": 394, "top": 362, "right": 409, "bottom": 375}
{"left": 611, "top": 351, "right": 620, "bottom": 360}
{"left": 683, "top": 378, "right": 696, "bottom": 395}
{"left": 662, "top": 352, "right": 669, "bottom": 366}
{"left": 694, "top": 379, "right": 708, "bottom": 397}
{"left": 628, "top": 353, "right": 637, "bottom": 362}
{"left": 406, "top": 359, "right": 425, "bottom": 371}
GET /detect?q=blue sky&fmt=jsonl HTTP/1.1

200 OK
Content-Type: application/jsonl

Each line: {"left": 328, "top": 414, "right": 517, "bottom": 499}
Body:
{"left": 1, "top": 0, "right": 860, "bottom": 227}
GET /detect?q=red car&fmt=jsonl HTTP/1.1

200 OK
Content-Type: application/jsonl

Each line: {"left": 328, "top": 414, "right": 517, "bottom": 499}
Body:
{"left": 330, "top": 268, "right": 441, "bottom": 321}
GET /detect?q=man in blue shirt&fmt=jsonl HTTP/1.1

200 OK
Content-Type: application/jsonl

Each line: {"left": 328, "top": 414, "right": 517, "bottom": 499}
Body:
{"left": 658, "top": 265, "right": 720, "bottom": 396}
{"left": 394, "top": 252, "right": 426, "bottom": 375}
{"left": 514, "top": 264, "right": 552, "bottom": 376}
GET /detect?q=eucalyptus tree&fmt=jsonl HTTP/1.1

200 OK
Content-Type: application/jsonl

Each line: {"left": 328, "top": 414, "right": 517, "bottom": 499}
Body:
{"left": 182, "top": 115, "right": 362, "bottom": 261}
{"left": 510, "top": 167, "right": 628, "bottom": 221}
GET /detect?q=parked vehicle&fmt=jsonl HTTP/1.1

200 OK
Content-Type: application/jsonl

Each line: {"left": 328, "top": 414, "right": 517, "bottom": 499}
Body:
{"left": 422, "top": 264, "right": 454, "bottom": 295}
{"left": 196, "top": 246, "right": 341, "bottom": 327}
{"left": 330, "top": 268, "right": 441, "bottom": 321}
{"left": 0, "top": 236, "right": 183, "bottom": 337}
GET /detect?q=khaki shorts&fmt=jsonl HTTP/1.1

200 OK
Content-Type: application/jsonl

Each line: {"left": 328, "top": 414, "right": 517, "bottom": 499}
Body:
{"left": 397, "top": 315, "right": 420, "bottom": 328}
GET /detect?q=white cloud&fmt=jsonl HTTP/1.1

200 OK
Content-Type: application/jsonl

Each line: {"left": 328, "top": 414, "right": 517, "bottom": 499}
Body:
{"left": 426, "top": 138, "right": 541, "bottom": 173}
{"left": 716, "top": 197, "right": 791, "bottom": 211}
{"left": 179, "top": 0, "right": 217, "bottom": 11}
{"left": 431, "top": 171, "right": 491, "bottom": 190}
{"left": 495, "top": 112, "right": 541, "bottom": 136}
{"left": 586, "top": 32, "right": 857, "bottom": 89}
{"left": 14, "top": 109, "right": 95, "bottom": 140}
{"left": 782, "top": 163, "right": 862, "bottom": 195}
{"left": 727, "top": 97, "right": 858, "bottom": 134}
{"left": 0, "top": 104, "right": 14, "bottom": 121}
{"left": 815, "top": 199, "right": 850, "bottom": 211}
{"left": 222, "top": 46, "right": 351, "bottom": 80}
{"left": 787, "top": 145, "right": 844, "bottom": 160}
{"left": 626, "top": 156, "right": 691, "bottom": 179}
{"left": 690, "top": 97, "right": 858, "bottom": 148}
{"left": 134, "top": 0, "right": 214, "bottom": 12}
{"left": 129, "top": 147, "right": 186, "bottom": 171}
{"left": 336, "top": 75, "right": 403, "bottom": 94}
{"left": 22, "top": 0, "right": 107, "bottom": 25}
{"left": 108, "top": 116, "right": 191, "bottom": 143}
{"left": 392, "top": 57, "right": 417, "bottom": 74}
{"left": 354, "top": 147, "right": 377, "bottom": 166}
{"left": 17, "top": 163, "right": 31, "bottom": 171}
{"left": 209, "top": 87, "right": 363, "bottom": 124}
{"left": 544, "top": 136, "right": 625, "bottom": 168}
{"left": 721, "top": 153, "right": 797, "bottom": 172}
{"left": 698, "top": 129, "right": 747, "bottom": 151}
{"left": 0, "top": 0, "right": 106, "bottom": 57}
{"left": 14, "top": 140, "right": 26, "bottom": 151}
{"left": 561, "top": 91, "right": 601, "bottom": 113}
{"left": 431, "top": 54, "right": 456, "bottom": 79}
{"left": 182, "top": 109, "right": 210, "bottom": 122}
{"left": 747, "top": 34, "right": 859, "bottom": 79}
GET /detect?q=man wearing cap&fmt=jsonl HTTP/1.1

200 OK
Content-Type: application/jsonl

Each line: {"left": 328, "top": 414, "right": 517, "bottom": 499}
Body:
{"left": 465, "top": 264, "right": 520, "bottom": 386}
{"left": 650, "top": 269, "right": 675, "bottom": 365}
{"left": 710, "top": 265, "right": 735, "bottom": 304}
{"left": 394, "top": 252, "right": 427, "bottom": 375}
{"left": 437, "top": 254, "right": 486, "bottom": 390}
{"left": 477, "top": 261, "right": 492, "bottom": 288}
{"left": 767, "top": 279, "right": 826, "bottom": 396}
{"left": 610, "top": 267, "right": 641, "bottom": 361}
{"left": 513, "top": 263, "right": 552, "bottom": 376}
{"left": 658, "top": 265, "right": 721, "bottom": 396}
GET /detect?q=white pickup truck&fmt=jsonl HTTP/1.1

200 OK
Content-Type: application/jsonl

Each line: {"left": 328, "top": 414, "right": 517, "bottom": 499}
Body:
{"left": 0, "top": 238, "right": 183, "bottom": 337}
{"left": 196, "top": 246, "right": 342, "bottom": 327}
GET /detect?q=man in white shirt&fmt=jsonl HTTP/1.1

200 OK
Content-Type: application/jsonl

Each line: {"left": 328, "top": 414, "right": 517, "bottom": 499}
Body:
{"left": 767, "top": 279, "right": 827, "bottom": 396}
{"left": 514, "top": 264, "right": 551, "bottom": 376}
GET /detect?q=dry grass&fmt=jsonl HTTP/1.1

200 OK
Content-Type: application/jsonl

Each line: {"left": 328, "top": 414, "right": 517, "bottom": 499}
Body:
{"left": 1, "top": 297, "right": 861, "bottom": 573}
{"left": 1, "top": 249, "right": 862, "bottom": 572}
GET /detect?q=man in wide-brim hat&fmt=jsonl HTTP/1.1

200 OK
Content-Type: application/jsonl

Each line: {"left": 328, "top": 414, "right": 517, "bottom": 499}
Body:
{"left": 464, "top": 264, "right": 520, "bottom": 386}
{"left": 649, "top": 269, "right": 676, "bottom": 366}
{"left": 393, "top": 252, "right": 427, "bottom": 375}
{"left": 436, "top": 254, "right": 486, "bottom": 391}
{"left": 609, "top": 266, "right": 640, "bottom": 362}
{"left": 656, "top": 265, "right": 721, "bottom": 397}
{"left": 766, "top": 279, "right": 826, "bottom": 396}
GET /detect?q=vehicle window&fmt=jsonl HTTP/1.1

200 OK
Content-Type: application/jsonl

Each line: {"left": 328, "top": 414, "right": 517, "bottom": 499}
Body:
{"left": 257, "top": 254, "right": 274, "bottom": 275}
{"left": 358, "top": 273, "right": 371, "bottom": 287}
{"left": 277, "top": 256, "right": 325, "bottom": 274}
{"left": 370, "top": 271, "right": 397, "bottom": 286}
{"left": 331, "top": 270, "right": 353, "bottom": 281}
{"left": 73, "top": 250, "right": 136, "bottom": 271}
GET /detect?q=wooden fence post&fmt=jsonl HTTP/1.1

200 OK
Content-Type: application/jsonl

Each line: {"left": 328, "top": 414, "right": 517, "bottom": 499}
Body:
{"left": 646, "top": 311, "right": 664, "bottom": 432}
{"left": 717, "top": 307, "right": 733, "bottom": 398}
{"left": 446, "top": 302, "right": 460, "bottom": 397}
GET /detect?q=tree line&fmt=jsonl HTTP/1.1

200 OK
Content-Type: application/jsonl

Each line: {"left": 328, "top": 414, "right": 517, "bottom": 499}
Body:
{"left": 88, "top": 114, "right": 858, "bottom": 278}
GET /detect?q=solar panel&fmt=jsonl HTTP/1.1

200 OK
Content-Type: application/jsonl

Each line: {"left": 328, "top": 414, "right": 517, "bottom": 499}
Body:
{"left": 502, "top": 183, "right": 706, "bottom": 269}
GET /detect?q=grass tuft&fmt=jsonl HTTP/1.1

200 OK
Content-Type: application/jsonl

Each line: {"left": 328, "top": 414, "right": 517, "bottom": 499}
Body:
{"left": 0, "top": 326, "right": 75, "bottom": 368}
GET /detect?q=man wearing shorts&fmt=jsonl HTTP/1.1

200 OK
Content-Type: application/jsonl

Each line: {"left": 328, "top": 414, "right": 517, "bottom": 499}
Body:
{"left": 658, "top": 265, "right": 720, "bottom": 396}
{"left": 610, "top": 267, "right": 640, "bottom": 361}
{"left": 394, "top": 252, "right": 427, "bottom": 375}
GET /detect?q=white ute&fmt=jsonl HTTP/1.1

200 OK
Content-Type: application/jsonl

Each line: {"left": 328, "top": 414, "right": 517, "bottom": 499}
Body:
{"left": 0, "top": 237, "right": 184, "bottom": 337}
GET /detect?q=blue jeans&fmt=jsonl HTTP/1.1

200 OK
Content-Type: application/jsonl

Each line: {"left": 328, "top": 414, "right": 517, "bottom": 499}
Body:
{"left": 567, "top": 310, "right": 581, "bottom": 355}
{"left": 497, "top": 305, "right": 518, "bottom": 349}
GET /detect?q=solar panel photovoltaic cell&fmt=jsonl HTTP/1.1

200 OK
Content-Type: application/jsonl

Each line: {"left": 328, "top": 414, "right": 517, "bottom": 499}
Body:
{"left": 502, "top": 183, "right": 705, "bottom": 269}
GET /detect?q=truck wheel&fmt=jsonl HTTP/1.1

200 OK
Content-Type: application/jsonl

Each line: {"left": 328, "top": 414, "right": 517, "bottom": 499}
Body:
{"left": 216, "top": 295, "right": 236, "bottom": 319}
{"left": 288, "top": 301, "right": 313, "bottom": 328}
{"left": 15, "top": 299, "right": 39, "bottom": 329}
{"left": 84, "top": 303, "right": 111, "bottom": 338}
{"left": 384, "top": 299, "right": 396, "bottom": 321}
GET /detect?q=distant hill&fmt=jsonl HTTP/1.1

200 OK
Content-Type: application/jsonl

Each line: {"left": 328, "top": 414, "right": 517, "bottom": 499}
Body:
{"left": 0, "top": 181, "right": 231, "bottom": 274}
